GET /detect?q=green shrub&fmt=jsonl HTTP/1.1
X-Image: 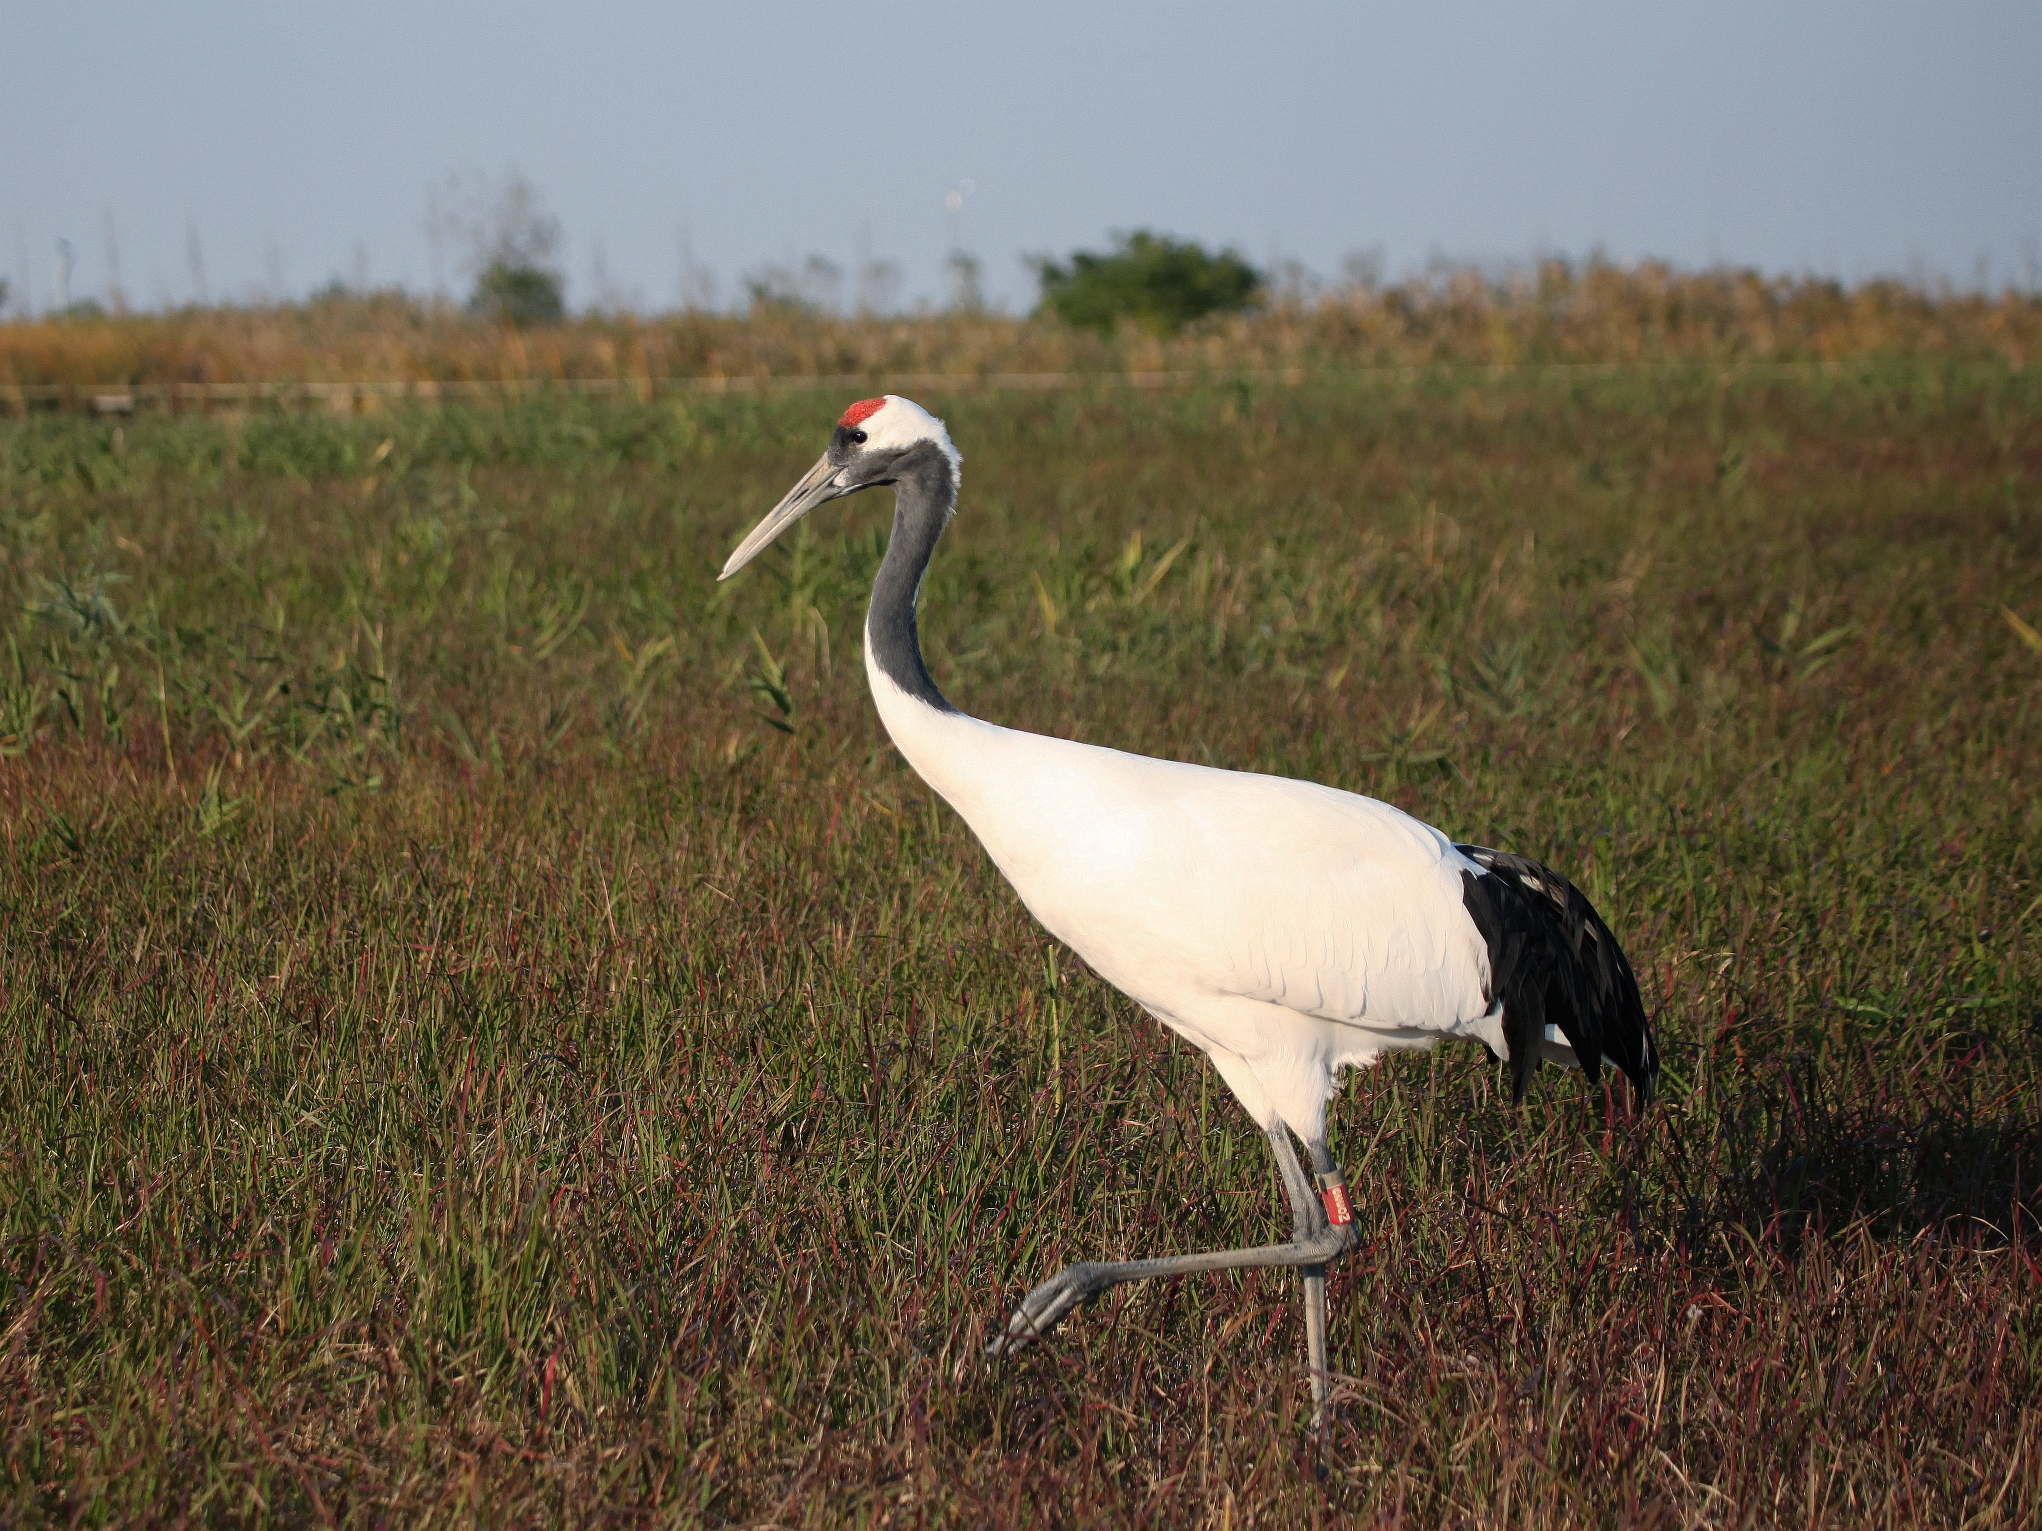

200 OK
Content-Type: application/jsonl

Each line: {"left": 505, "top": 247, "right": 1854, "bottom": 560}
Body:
{"left": 469, "top": 260, "right": 566, "bottom": 327}
{"left": 1035, "top": 230, "right": 1262, "bottom": 335}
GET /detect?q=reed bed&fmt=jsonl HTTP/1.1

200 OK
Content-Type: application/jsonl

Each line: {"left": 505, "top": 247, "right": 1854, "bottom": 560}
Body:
{"left": 3, "top": 261, "right": 2039, "bottom": 396}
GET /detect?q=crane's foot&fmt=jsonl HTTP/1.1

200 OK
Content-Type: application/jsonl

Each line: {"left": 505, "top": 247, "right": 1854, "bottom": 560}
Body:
{"left": 986, "top": 1226, "right": 1353, "bottom": 1359}
{"left": 987, "top": 1262, "right": 1112, "bottom": 1356}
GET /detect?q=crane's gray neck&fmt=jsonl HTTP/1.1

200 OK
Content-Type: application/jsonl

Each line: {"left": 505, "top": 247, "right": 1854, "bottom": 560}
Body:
{"left": 865, "top": 441, "right": 959, "bottom": 714}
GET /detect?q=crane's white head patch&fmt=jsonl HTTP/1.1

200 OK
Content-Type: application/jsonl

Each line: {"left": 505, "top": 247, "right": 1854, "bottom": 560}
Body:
{"left": 839, "top": 395, "right": 961, "bottom": 479}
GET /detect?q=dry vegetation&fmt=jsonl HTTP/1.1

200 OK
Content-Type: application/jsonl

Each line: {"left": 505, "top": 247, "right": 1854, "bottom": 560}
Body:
{"left": 3, "top": 261, "right": 2040, "bottom": 397}
{"left": 0, "top": 361, "right": 2038, "bottom": 1525}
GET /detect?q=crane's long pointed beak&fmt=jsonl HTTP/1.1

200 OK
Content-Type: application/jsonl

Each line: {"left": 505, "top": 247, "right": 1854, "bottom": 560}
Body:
{"left": 719, "top": 453, "right": 846, "bottom": 580}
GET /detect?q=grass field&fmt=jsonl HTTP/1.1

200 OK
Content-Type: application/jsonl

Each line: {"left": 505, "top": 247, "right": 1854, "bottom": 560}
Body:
{"left": 2, "top": 367, "right": 2038, "bottom": 1525}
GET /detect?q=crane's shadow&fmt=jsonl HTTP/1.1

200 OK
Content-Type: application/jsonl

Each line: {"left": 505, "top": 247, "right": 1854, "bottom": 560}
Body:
{"left": 1369, "top": 1028, "right": 2042, "bottom": 1259}
{"left": 1641, "top": 1030, "right": 2042, "bottom": 1254}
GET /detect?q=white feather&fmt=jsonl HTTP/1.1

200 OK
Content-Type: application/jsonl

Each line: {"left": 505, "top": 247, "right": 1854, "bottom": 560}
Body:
{"left": 864, "top": 647, "right": 1506, "bottom": 1141}
{"left": 860, "top": 397, "right": 961, "bottom": 479}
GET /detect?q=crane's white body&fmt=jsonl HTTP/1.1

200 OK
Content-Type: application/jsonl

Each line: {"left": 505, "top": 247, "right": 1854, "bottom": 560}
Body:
{"left": 866, "top": 645, "right": 1514, "bottom": 1141}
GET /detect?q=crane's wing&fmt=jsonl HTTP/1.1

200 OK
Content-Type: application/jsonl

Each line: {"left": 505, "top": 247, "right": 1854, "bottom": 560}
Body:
{"left": 925, "top": 722, "right": 1656, "bottom": 1105}
{"left": 1455, "top": 846, "right": 1658, "bottom": 1104}
{"left": 955, "top": 740, "right": 1495, "bottom": 1039}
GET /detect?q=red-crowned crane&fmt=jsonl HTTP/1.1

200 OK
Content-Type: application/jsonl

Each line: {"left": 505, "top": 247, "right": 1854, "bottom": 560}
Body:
{"left": 720, "top": 396, "right": 1659, "bottom": 1424}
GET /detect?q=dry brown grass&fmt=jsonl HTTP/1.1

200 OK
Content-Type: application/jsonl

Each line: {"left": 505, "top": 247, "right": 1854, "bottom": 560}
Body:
{"left": 3, "top": 259, "right": 2038, "bottom": 394}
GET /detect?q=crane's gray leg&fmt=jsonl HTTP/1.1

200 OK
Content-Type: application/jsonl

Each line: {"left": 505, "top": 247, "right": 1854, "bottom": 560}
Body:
{"left": 1300, "top": 1137, "right": 1349, "bottom": 1431}
{"left": 1266, "top": 1127, "right": 1339, "bottom": 1431}
{"left": 990, "top": 1123, "right": 1356, "bottom": 1431}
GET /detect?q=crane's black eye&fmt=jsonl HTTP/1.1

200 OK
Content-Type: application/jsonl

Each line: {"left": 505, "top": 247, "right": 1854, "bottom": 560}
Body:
{"left": 851, "top": 429, "right": 868, "bottom": 445}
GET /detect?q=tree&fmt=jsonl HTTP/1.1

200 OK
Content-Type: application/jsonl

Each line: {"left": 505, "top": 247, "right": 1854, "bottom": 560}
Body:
{"left": 427, "top": 167, "right": 567, "bottom": 326}
{"left": 1034, "top": 231, "right": 1262, "bottom": 335}
{"left": 470, "top": 261, "right": 565, "bottom": 327}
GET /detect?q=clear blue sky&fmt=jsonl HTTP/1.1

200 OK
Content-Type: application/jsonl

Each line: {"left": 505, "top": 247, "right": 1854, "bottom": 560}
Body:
{"left": 5, "top": 2, "right": 2036, "bottom": 315}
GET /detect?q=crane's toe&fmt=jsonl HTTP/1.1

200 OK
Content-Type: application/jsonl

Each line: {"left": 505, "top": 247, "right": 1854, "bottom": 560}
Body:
{"left": 987, "top": 1262, "right": 1109, "bottom": 1356}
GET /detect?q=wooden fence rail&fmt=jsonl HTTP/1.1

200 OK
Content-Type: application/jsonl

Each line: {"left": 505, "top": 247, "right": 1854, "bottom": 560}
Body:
{"left": 3, "top": 369, "right": 1308, "bottom": 417}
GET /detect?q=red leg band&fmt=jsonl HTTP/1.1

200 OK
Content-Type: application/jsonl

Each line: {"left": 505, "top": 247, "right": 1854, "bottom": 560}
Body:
{"left": 1318, "top": 1175, "right": 1353, "bottom": 1226}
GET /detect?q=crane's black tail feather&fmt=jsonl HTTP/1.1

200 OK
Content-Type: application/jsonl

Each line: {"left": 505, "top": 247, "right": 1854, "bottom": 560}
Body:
{"left": 1455, "top": 845, "right": 1659, "bottom": 1106}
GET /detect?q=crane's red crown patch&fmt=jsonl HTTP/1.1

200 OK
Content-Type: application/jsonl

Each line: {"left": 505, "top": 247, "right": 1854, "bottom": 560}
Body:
{"left": 839, "top": 397, "right": 887, "bottom": 428}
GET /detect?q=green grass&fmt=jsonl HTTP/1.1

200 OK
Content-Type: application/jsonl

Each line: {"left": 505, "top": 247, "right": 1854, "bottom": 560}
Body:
{"left": 1, "top": 368, "right": 2038, "bottom": 1526}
